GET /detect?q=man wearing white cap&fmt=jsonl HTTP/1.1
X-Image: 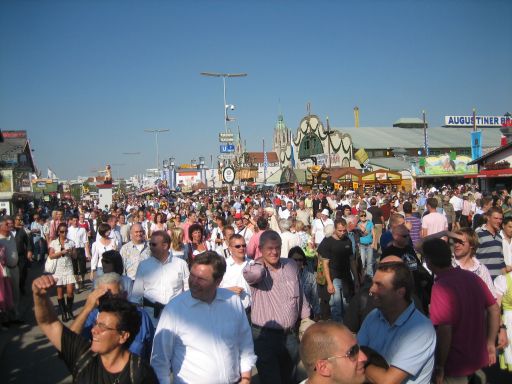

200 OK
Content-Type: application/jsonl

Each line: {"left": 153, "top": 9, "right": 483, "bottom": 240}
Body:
{"left": 312, "top": 209, "right": 334, "bottom": 247}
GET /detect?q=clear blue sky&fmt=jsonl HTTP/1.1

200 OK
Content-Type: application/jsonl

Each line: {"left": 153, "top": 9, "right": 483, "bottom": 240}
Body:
{"left": 1, "top": 0, "right": 511, "bottom": 179}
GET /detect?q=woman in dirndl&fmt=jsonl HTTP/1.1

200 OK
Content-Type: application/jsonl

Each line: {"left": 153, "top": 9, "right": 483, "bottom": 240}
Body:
{"left": 48, "top": 222, "right": 76, "bottom": 322}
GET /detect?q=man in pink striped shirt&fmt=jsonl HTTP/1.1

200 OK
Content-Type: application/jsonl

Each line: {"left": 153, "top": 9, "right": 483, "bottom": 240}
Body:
{"left": 244, "top": 230, "right": 311, "bottom": 384}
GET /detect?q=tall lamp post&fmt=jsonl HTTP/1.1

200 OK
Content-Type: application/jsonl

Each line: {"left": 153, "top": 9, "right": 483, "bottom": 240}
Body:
{"left": 144, "top": 129, "right": 169, "bottom": 171}
{"left": 200, "top": 72, "right": 247, "bottom": 133}
{"left": 201, "top": 72, "right": 247, "bottom": 199}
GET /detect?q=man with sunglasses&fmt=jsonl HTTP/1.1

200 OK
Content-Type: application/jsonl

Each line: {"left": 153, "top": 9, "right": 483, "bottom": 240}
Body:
{"left": 32, "top": 274, "right": 158, "bottom": 383}
{"left": 357, "top": 261, "right": 436, "bottom": 384}
{"left": 220, "top": 234, "right": 251, "bottom": 311}
{"left": 300, "top": 321, "right": 367, "bottom": 384}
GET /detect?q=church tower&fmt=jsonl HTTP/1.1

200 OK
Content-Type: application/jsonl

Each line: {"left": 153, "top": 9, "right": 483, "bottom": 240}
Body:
{"left": 272, "top": 114, "right": 291, "bottom": 154}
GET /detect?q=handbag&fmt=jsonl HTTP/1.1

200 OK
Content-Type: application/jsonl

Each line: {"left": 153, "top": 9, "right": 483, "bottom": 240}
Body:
{"left": 44, "top": 257, "right": 57, "bottom": 274}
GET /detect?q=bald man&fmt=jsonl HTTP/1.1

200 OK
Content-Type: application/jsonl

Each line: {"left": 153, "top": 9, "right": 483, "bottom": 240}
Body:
{"left": 299, "top": 321, "right": 367, "bottom": 384}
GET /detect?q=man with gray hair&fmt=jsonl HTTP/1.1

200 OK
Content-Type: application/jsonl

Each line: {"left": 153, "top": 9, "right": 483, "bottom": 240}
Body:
{"left": 70, "top": 272, "right": 155, "bottom": 361}
{"left": 244, "top": 230, "right": 311, "bottom": 384}
{"left": 120, "top": 223, "right": 151, "bottom": 281}
{"left": 278, "top": 218, "right": 301, "bottom": 259}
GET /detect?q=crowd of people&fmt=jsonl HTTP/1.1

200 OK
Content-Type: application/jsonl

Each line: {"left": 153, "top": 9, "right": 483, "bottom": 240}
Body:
{"left": 1, "top": 182, "right": 512, "bottom": 383}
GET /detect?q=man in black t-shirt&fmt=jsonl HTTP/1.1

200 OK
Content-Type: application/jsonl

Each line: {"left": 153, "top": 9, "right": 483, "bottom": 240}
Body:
{"left": 32, "top": 275, "right": 157, "bottom": 384}
{"left": 318, "top": 218, "right": 359, "bottom": 322}
{"left": 367, "top": 197, "right": 384, "bottom": 252}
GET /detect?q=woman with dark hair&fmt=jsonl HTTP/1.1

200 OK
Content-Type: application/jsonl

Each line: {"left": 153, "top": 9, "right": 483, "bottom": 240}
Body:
{"left": 186, "top": 223, "right": 210, "bottom": 261}
{"left": 90, "top": 222, "right": 118, "bottom": 285}
{"left": 149, "top": 212, "right": 167, "bottom": 238}
{"left": 48, "top": 223, "right": 76, "bottom": 321}
{"left": 32, "top": 274, "right": 158, "bottom": 383}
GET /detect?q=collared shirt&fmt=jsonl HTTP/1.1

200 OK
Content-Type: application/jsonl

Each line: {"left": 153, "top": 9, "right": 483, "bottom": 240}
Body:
{"left": 120, "top": 241, "right": 151, "bottom": 280}
{"left": 357, "top": 303, "right": 436, "bottom": 384}
{"left": 501, "top": 230, "right": 512, "bottom": 266}
{"left": 476, "top": 224, "right": 505, "bottom": 279}
{"left": 129, "top": 253, "right": 189, "bottom": 321}
{"left": 243, "top": 258, "right": 310, "bottom": 330}
{"left": 67, "top": 226, "right": 88, "bottom": 248}
{"left": 220, "top": 256, "right": 251, "bottom": 309}
{"left": 151, "top": 289, "right": 257, "bottom": 384}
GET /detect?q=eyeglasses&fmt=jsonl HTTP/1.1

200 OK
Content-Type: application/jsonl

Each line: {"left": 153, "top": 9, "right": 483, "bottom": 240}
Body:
{"left": 92, "top": 321, "right": 120, "bottom": 333}
{"left": 233, "top": 244, "right": 247, "bottom": 249}
{"left": 325, "top": 344, "right": 361, "bottom": 363}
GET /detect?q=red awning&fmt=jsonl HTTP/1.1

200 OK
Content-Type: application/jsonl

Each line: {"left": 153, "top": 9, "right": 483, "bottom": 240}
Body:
{"left": 466, "top": 168, "right": 512, "bottom": 178}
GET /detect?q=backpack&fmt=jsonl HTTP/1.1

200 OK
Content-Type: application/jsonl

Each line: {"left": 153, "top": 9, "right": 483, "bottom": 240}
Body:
{"left": 73, "top": 350, "right": 143, "bottom": 384}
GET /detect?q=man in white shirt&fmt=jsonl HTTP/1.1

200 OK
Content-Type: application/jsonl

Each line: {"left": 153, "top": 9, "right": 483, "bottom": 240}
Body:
{"left": 312, "top": 209, "right": 334, "bottom": 246}
{"left": 502, "top": 216, "right": 512, "bottom": 267}
{"left": 129, "top": 231, "right": 189, "bottom": 326}
{"left": 151, "top": 251, "right": 256, "bottom": 384}
{"left": 67, "top": 216, "right": 91, "bottom": 290}
{"left": 449, "top": 191, "right": 463, "bottom": 226}
{"left": 279, "top": 201, "right": 294, "bottom": 220}
{"left": 220, "top": 234, "right": 251, "bottom": 310}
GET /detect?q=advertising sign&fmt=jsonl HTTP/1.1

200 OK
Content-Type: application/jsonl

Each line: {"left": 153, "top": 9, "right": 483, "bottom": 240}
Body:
{"left": 176, "top": 170, "right": 202, "bottom": 189}
{"left": 444, "top": 115, "right": 512, "bottom": 127}
{"left": 413, "top": 154, "right": 478, "bottom": 176}
{"left": 0, "top": 170, "right": 13, "bottom": 193}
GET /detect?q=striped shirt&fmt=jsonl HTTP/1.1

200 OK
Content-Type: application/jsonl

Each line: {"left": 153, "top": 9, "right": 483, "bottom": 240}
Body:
{"left": 476, "top": 225, "right": 505, "bottom": 279}
{"left": 243, "top": 258, "right": 310, "bottom": 330}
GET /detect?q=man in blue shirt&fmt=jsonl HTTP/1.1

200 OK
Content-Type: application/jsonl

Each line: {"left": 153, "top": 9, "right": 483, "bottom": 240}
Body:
{"left": 357, "top": 260, "right": 435, "bottom": 384}
{"left": 70, "top": 272, "right": 155, "bottom": 361}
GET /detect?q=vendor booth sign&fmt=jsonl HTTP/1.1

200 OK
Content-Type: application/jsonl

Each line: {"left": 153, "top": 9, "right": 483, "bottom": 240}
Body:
{"left": 413, "top": 154, "right": 477, "bottom": 176}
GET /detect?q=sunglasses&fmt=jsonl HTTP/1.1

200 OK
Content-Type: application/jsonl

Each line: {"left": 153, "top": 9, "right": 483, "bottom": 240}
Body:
{"left": 326, "top": 344, "right": 361, "bottom": 362}
{"left": 93, "top": 321, "right": 120, "bottom": 333}
{"left": 452, "top": 238, "right": 466, "bottom": 245}
{"left": 59, "top": 230, "right": 68, "bottom": 233}
{"left": 233, "top": 244, "right": 247, "bottom": 249}
{"left": 315, "top": 344, "right": 360, "bottom": 370}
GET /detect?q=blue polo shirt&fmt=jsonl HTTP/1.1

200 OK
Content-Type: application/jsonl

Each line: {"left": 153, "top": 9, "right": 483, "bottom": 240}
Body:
{"left": 357, "top": 302, "right": 436, "bottom": 384}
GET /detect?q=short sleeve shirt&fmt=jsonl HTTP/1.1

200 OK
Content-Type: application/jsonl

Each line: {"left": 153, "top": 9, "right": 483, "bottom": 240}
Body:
{"left": 60, "top": 326, "right": 158, "bottom": 384}
{"left": 317, "top": 236, "right": 353, "bottom": 279}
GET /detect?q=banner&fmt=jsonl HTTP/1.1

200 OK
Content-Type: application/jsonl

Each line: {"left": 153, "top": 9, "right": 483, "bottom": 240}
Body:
{"left": 413, "top": 155, "right": 477, "bottom": 176}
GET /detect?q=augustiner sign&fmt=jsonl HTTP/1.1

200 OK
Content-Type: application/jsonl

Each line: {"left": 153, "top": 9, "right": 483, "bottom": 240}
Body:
{"left": 444, "top": 115, "right": 512, "bottom": 127}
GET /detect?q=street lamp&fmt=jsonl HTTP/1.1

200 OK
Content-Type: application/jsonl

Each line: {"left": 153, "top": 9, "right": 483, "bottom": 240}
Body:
{"left": 144, "top": 129, "right": 170, "bottom": 170}
{"left": 200, "top": 72, "right": 247, "bottom": 133}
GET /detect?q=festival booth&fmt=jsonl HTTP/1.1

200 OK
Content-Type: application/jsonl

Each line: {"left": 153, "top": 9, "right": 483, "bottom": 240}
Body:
{"left": 360, "top": 170, "right": 402, "bottom": 191}
{"left": 467, "top": 142, "right": 512, "bottom": 193}
{"left": 328, "top": 167, "right": 363, "bottom": 192}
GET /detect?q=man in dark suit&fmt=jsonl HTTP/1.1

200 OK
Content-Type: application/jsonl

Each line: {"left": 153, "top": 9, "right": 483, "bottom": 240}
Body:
{"left": 13, "top": 214, "right": 34, "bottom": 295}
